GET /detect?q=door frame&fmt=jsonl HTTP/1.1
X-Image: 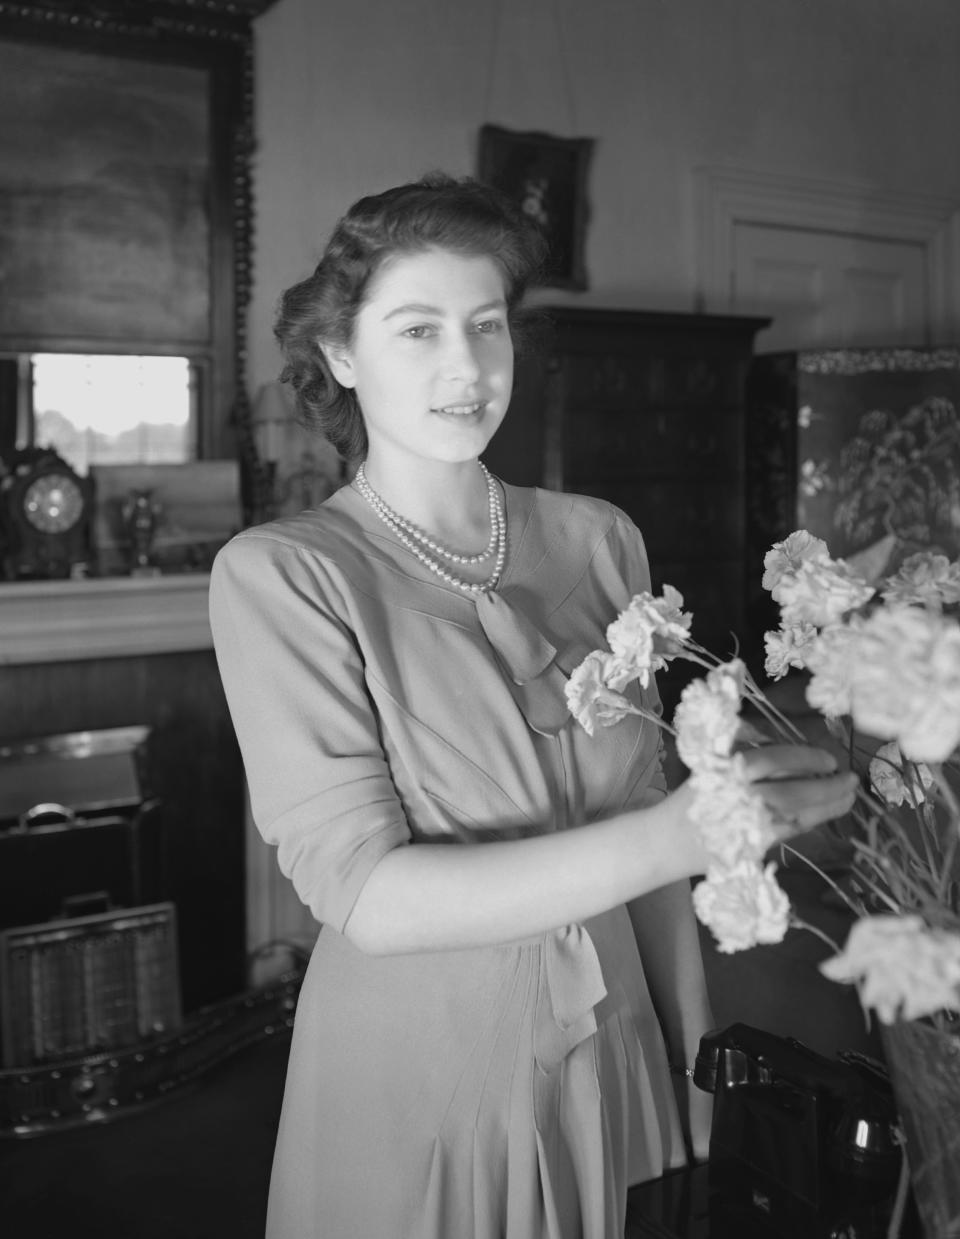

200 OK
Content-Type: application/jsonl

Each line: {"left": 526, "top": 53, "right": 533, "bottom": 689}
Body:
{"left": 694, "top": 165, "right": 960, "bottom": 343}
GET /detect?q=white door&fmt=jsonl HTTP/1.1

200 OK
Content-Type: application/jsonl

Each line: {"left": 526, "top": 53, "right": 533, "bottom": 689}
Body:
{"left": 732, "top": 222, "right": 930, "bottom": 354}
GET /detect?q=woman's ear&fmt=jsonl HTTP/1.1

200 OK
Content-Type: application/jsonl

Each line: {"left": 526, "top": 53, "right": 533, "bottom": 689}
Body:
{"left": 318, "top": 340, "right": 357, "bottom": 389}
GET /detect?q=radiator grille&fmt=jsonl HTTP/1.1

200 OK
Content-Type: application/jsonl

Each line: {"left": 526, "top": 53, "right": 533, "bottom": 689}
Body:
{"left": 0, "top": 903, "right": 181, "bottom": 1068}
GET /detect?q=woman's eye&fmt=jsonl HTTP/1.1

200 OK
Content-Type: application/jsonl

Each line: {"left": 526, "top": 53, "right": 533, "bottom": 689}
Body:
{"left": 402, "top": 324, "right": 435, "bottom": 339}
{"left": 474, "top": 319, "right": 504, "bottom": 335}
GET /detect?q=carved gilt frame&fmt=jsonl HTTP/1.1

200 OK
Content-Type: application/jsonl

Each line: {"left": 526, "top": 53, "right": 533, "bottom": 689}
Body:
{"left": 0, "top": 0, "right": 274, "bottom": 517}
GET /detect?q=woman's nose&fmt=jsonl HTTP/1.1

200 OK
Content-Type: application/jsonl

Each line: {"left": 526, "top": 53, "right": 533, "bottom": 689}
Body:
{"left": 440, "top": 331, "right": 481, "bottom": 381}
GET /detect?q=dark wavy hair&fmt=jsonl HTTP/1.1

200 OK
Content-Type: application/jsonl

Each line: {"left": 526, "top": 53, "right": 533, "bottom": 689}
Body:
{"left": 273, "top": 173, "right": 549, "bottom": 461}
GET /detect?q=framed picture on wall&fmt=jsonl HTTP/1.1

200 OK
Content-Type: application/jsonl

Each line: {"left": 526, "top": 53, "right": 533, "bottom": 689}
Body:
{"left": 477, "top": 123, "right": 594, "bottom": 291}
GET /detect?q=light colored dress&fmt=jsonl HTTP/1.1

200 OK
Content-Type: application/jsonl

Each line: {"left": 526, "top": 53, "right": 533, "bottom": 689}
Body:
{"left": 208, "top": 480, "right": 687, "bottom": 1239}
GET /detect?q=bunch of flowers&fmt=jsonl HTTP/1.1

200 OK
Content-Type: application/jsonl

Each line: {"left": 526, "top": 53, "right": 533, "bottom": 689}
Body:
{"left": 565, "top": 534, "right": 960, "bottom": 1028}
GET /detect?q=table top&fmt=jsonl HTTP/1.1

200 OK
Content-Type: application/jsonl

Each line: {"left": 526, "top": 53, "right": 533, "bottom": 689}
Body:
{"left": 626, "top": 1166, "right": 710, "bottom": 1239}
{"left": 624, "top": 1163, "right": 919, "bottom": 1239}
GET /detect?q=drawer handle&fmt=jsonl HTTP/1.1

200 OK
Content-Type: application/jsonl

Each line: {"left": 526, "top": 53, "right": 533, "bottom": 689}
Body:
{"left": 18, "top": 802, "right": 78, "bottom": 831}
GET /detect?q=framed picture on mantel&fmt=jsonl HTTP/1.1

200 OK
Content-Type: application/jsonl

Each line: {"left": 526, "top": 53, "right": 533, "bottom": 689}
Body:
{"left": 477, "top": 123, "right": 594, "bottom": 291}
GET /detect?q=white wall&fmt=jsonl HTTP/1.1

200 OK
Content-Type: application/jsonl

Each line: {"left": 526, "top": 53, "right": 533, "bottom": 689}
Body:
{"left": 247, "top": 0, "right": 960, "bottom": 393}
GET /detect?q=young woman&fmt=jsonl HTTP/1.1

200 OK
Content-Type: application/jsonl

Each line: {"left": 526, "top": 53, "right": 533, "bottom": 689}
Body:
{"left": 209, "top": 174, "right": 857, "bottom": 1239}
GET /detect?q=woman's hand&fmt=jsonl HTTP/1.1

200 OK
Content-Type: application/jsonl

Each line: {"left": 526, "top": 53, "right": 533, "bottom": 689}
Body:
{"left": 741, "top": 743, "right": 859, "bottom": 842}
{"left": 668, "top": 743, "right": 858, "bottom": 878}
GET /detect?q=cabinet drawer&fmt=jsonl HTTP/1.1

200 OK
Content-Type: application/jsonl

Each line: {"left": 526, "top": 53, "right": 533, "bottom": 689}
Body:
{"left": 558, "top": 352, "right": 661, "bottom": 407}
{"left": 569, "top": 479, "right": 742, "bottom": 560}
{"left": 660, "top": 354, "right": 746, "bottom": 406}
{"left": 564, "top": 405, "right": 741, "bottom": 479}
{"left": 559, "top": 352, "right": 745, "bottom": 409}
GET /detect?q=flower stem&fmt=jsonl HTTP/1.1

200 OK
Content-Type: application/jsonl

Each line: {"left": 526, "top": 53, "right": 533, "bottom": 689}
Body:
{"left": 780, "top": 843, "right": 862, "bottom": 916}
{"left": 609, "top": 702, "right": 677, "bottom": 738}
{"left": 933, "top": 764, "right": 960, "bottom": 822}
{"left": 789, "top": 915, "right": 842, "bottom": 953}
{"left": 740, "top": 666, "right": 808, "bottom": 743}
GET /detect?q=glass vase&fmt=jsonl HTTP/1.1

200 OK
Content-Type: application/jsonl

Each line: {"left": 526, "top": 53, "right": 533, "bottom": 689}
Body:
{"left": 880, "top": 1018, "right": 960, "bottom": 1239}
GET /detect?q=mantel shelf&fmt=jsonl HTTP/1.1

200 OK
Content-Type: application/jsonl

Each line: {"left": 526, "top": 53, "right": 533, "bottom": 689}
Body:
{"left": 0, "top": 573, "right": 213, "bottom": 666}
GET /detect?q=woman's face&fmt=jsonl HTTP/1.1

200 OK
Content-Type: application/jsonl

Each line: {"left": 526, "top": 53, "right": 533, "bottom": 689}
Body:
{"left": 323, "top": 246, "right": 514, "bottom": 471}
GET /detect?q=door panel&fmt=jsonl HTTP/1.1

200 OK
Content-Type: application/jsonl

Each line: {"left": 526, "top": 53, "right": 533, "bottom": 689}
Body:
{"left": 733, "top": 222, "right": 929, "bottom": 353}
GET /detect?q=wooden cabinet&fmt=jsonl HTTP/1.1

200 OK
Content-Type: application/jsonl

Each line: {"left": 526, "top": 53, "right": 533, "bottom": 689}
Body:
{"left": 484, "top": 307, "right": 770, "bottom": 709}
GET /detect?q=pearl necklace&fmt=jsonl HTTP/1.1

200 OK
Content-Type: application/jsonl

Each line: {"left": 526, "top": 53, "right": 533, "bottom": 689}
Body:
{"left": 355, "top": 461, "right": 498, "bottom": 564}
{"left": 354, "top": 462, "right": 506, "bottom": 595}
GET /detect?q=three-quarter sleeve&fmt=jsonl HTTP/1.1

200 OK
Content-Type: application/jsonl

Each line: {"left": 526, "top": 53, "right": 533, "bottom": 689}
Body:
{"left": 209, "top": 532, "right": 411, "bottom": 932}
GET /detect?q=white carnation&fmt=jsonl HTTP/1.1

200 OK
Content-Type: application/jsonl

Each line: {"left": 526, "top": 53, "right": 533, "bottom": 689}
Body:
{"left": 820, "top": 915, "right": 960, "bottom": 1023}
{"left": 882, "top": 552, "right": 960, "bottom": 611}
{"left": 688, "top": 755, "right": 777, "bottom": 868}
{"left": 692, "top": 861, "right": 791, "bottom": 954}
{"left": 849, "top": 606, "right": 960, "bottom": 763}
{"left": 805, "top": 621, "right": 861, "bottom": 718}
{"left": 673, "top": 660, "right": 745, "bottom": 772}
{"left": 605, "top": 586, "right": 692, "bottom": 689}
{"left": 777, "top": 557, "right": 875, "bottom": 629}
{"left": 564, "top": 651, "right": 639, "bottom": 737}
{"left": 762, "top": 531, "right": 831, "bottom": 601}
{"left": 604, "top": 603, "right": 655, "bottom": 687}
{"left": 764, "top": 622, "right": 819, "bottom": 680}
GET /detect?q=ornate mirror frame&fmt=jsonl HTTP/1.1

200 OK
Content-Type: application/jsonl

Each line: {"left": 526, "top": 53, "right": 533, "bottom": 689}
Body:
{"left": 0, "top": 0, "right": 274, "bottom": 519}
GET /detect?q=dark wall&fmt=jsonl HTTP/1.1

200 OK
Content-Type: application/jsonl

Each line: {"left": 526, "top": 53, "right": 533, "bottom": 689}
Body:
{"left": 0, "top": 650, "right": 246, "bottom": 1012}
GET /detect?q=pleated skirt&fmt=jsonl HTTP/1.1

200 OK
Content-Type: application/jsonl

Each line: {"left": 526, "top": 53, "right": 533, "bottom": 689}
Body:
{"left": 265, "top": 905, "right": 687, "bottom": 1239}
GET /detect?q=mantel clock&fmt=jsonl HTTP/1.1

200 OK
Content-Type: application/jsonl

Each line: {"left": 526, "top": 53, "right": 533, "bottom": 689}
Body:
{"left": 0, "top": 447, "right": 94, "bottom": 580}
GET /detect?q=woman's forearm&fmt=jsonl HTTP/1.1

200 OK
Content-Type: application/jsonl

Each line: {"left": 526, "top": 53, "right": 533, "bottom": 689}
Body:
{"left": 341, "top": 745, "right": 860, "bottom": 956}
{"left": 343, "top": 783, "right": 702, "bottom": 955}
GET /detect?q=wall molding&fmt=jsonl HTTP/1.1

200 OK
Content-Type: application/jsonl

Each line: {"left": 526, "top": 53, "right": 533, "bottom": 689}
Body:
{"left": 0, "top": 573, "right": 213, "bottom": 665}
{"left": 695, "top": 165, "right": 960, "bottom": 342}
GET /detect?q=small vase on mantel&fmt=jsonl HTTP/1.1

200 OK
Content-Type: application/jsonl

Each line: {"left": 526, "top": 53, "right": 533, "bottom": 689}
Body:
{"left": 880, "top": 1018, "right": 960, "bottom": 1239}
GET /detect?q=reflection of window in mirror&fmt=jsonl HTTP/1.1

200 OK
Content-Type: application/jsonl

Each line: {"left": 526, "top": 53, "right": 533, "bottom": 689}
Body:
{"left": 2, "top": 354, "right": 198, "bottom": 472}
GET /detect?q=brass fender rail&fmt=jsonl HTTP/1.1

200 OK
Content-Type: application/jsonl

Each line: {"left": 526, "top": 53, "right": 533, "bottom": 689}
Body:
{"left": 0, "top": 966, "right": 303, "bottom": 1137}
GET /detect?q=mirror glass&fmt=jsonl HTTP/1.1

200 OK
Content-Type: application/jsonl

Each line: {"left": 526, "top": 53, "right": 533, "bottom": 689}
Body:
{"left": 26, "top": 354, "right": 197, "bottom": 471}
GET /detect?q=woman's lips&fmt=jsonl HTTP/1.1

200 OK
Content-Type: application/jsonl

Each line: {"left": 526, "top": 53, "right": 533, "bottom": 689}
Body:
{"left": 431, "top": 400, "right": 487, "bottom": 416}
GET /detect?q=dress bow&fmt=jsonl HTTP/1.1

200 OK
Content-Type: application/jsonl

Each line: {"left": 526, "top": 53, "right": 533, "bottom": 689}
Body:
{"left": 475, "top": 590, "right": 578, "bottom": 735}
{"left": 534, "top": 923, "right": 610, "bottom": 1070}
{"left": 475, "top": 590, "right": 557, "bottom": 684}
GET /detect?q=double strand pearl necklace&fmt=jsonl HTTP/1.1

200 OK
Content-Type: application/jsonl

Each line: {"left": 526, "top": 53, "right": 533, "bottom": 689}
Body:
{"left": 356, "top": 461, "right": 498, "bottom": 564}
{"left": 354, "top": 462, "right": 506, "bottom": 595}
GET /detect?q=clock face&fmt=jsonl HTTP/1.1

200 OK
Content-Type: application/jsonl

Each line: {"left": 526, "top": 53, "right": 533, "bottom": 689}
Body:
{"left": 23, "top": 471, "right": 85, "bottom": 534}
